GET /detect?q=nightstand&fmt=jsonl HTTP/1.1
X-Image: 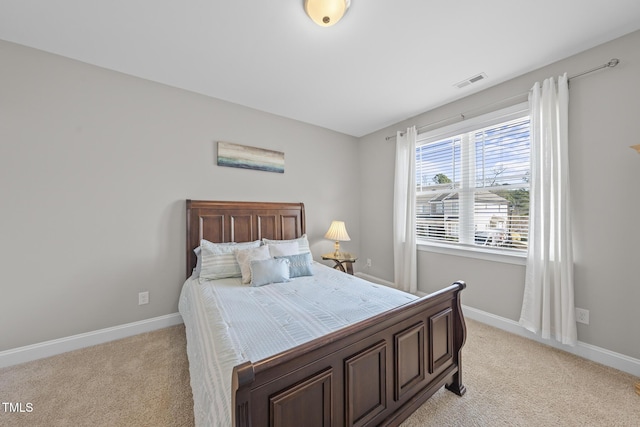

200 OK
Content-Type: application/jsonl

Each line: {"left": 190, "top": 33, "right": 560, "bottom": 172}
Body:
{"left": 322, "top": 253, "right": 357, "bottom": 275}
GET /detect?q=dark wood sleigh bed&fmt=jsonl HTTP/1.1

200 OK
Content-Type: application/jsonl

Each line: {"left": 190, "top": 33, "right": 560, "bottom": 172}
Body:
{"left": 185, "top": 200, "right": 467, "bottom": 427}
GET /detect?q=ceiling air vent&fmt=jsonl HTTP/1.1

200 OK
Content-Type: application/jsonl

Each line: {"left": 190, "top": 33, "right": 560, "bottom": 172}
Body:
{"left": 454, "top": 72, "right": 488, "bottom": 89}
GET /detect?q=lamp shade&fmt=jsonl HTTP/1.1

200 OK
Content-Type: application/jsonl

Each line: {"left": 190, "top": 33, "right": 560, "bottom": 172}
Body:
{"left": 304, "top": 0, "right": 350, "bottom": 27}
{"left": 324, "top": 220, "right": 351, "bottom": 242}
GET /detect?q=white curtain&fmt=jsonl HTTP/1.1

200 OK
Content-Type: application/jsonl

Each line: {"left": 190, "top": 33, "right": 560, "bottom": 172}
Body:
{"left": 519, "top": 73, "right": 577, "bottom": 345}
{"left": 393, "top": 126, "right": 417, "bottom": 293}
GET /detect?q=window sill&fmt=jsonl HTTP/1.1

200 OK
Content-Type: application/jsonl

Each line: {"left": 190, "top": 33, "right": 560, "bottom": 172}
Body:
{"left": 417, "top": 241, "right": 527, "bottom": 266}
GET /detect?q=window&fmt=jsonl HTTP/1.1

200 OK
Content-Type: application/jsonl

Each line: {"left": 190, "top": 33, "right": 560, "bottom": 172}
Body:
{"left": 415, "top": 104, "right": 530, "bottom": 253}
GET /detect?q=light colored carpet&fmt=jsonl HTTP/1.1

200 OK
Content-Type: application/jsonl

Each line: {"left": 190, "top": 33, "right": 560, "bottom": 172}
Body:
{"left": 0, "top": 324, "right": 193, "bottom": 427}
{"left": 401, "top": 320, "right": 640, "bottom": 426}
{"left": 1, "top": 320, "right": 638, "bottom": 426}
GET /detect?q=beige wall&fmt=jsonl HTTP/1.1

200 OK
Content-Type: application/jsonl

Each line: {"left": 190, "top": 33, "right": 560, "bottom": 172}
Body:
{"left": 3, "top": 31, "right": 640, "bottom": 363}
{"left": 359, "top": 30, "right": 640, "bottom": 360}
{"left": 0, "top": 40, "right": 360, "bottom": 351}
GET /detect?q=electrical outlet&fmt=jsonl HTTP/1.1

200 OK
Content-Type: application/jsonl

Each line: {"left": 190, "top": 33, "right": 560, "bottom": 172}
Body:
{"left": 575, "top": 307, "right": 589, "bottom": 324}
{"left": 366, "top": 258, "right": 372, "bottom": 267}
{"left": 138, "top": 291, "right": 149, "bottom": 305}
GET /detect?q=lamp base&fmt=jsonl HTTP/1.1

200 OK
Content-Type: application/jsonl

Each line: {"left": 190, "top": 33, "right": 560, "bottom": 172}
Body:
{"left": 333, "top": 241, "right": 341, "bottom": 257}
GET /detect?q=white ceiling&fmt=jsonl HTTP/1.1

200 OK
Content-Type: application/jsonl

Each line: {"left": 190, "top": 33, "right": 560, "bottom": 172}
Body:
{"left": 2, "top": 0, "right": 640, "bottom": 137}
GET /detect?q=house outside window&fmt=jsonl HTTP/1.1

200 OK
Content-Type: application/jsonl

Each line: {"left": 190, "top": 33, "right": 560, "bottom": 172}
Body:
{"left": 415, "top": 103, "right": 530, "bottom": 254}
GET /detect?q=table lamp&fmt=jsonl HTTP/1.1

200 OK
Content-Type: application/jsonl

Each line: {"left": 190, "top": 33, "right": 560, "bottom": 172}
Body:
{"left": 324, "top": 220, "right": 351, "bottom": 257}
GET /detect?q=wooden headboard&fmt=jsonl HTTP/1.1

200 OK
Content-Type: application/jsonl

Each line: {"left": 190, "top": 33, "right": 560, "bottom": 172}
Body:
{"left": 186, "top": 200, "right": 306, "bottom": 278}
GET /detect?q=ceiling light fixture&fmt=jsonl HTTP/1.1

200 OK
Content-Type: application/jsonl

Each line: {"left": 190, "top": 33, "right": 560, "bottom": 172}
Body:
{"left": 304, "top": 0, "right": 350, "bottom": 27}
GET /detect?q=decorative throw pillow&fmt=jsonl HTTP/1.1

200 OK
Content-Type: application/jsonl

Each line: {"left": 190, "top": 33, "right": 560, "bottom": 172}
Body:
{"left": 263, "top": 234, "right": 310, "bottom": 254}
{"left": 199, "top": 239, "right": 261, "bottom": 280}
{"left": 267, "top": 242, "right": 299, "bottom": 257}
{"left": 250, "top": 258, "right": 291, "bottom": 287}
{"left": 235, "top": 245, "right": 271, "bottom": 284}
{"left": 275, "top": 252, "right": 314, "bottom": 278}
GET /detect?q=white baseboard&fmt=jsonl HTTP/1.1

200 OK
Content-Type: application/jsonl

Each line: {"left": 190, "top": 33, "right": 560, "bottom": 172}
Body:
{"left": 4, "top": 300, "right": 638, "bottom": 379}
{"left": 460, "top": 304, "right": 640, "bottom": 377}
{"left": 0, "top": 313, "right": 183, "bottom": 368}
{"left": 358, "top": 274, "right": 637, "bottom": 376}
{"left": 355, "top": 272, "right": 396, "bottom": 288}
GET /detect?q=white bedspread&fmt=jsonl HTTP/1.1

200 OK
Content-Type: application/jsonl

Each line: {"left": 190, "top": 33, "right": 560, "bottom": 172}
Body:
{"left": 179, "top": 262, "right": 417, "bottom": 427}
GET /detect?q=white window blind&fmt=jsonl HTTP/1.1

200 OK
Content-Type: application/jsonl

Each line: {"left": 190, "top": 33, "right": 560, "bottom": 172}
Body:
{"left": 415, "top": 106, "right": 530, "bottom": 253}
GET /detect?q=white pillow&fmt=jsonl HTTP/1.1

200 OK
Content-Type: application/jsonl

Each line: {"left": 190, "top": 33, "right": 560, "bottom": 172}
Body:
{"left": 267, "top": 242, "right": 299, "bottom": 257}
{"left": 199, "top": 239, "right": 261, "bottom": 280}
{"left": 192, "top": 246, "right": 202, "bottom": 278}
{"left": 235, "top": 245, "right": 271, "bottom": 284}
{"left": 250, "top": 258, "right": 290, "bottom": 287}
{"left": 263, "top": 234, "right": 310, "bottom": 254}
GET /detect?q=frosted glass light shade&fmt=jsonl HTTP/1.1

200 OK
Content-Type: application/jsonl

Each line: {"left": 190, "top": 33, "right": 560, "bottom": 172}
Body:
{"left": 304, "top": 0, "right": 350, "bottom": 27}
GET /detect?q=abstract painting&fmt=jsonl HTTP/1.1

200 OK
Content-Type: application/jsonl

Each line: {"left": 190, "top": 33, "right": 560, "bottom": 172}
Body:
{"left": 217, "top": 141, "right": 285, "bottom": 173}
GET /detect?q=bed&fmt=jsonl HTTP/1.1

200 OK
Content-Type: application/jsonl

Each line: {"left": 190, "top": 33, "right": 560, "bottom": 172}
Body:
{"left": 179, "top": 200, "right": 467, "bottom": 427}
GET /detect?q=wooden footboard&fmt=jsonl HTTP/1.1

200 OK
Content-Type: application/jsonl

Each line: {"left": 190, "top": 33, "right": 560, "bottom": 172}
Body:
{"left": 232, "top": 281, "right": 466, "bottom": 427}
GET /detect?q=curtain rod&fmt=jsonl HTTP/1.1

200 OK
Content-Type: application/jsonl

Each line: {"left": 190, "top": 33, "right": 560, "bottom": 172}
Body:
{"left": 385, "top": 58, "right": 620, "bottom": 141}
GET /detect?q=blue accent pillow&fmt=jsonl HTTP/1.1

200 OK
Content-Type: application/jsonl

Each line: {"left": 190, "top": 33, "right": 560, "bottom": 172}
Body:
{"left": 275, "top": 253, "right": 314, "bottom": 278}
{"left": 250, "top": 258, "right": 290, "bottom": 287}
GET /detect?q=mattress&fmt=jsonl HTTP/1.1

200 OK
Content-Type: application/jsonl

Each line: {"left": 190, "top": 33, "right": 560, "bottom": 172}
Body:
{"left": 178, "top": 262, "right": 417, "bottom": 427}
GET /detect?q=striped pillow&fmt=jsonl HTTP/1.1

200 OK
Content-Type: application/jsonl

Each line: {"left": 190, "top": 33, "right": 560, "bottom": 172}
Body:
{"left": 199, "top": 239, "right": 261, "bottom": 280}
{"left": 262, "top": 234, "right": 310, "bottom": 254}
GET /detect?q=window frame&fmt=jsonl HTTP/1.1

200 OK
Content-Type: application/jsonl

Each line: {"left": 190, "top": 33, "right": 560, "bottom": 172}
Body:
{"left": 415, "top": 102, "right": 530, "bottom": 263}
